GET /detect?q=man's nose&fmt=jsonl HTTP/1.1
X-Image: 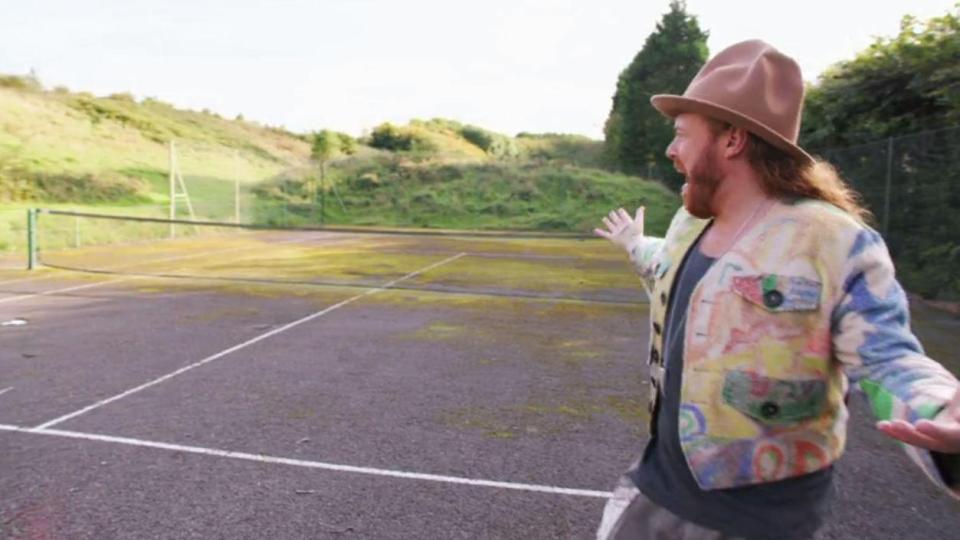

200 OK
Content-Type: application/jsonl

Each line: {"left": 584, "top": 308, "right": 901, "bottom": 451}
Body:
{"left": 665, "top": 139, "right": 677, "bottom": 160}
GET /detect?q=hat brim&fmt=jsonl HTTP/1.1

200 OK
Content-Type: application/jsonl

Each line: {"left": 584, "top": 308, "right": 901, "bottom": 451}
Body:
{"left": 651, "top": 94, "right": 815, "bottom": 166}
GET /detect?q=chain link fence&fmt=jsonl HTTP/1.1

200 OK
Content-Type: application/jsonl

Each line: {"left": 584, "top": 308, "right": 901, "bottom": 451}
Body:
{"left": 815, "top": 126, "right": 960, "bottom": 301}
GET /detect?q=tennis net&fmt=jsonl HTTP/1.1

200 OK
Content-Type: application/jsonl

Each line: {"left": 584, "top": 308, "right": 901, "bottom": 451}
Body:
{"left": 27, "top": 208, "right": 647, "bottom": 304}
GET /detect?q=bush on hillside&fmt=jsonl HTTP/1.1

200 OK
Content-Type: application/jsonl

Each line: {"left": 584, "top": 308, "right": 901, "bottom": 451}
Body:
{"left": 0, "top": 168, "right": 150, "bottom": 203}
{"left": 368, "top": 123, "right": 437, "bottom": 153}
{"left": 369, "top": 123, "right": 416, "bottom": 151}
{"left": 460, "top": 125, "right": 520, "bottom": 159}
{"left": 0, "top": 74, "right": 42, "bottom": 92}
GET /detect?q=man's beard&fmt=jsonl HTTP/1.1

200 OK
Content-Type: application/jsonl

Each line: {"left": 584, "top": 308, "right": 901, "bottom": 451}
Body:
{"left": 681, "top": 147, "right": 722, "bottom": 219}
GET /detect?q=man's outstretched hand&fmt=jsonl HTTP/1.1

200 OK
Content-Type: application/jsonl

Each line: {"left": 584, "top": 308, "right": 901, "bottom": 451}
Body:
{"left": 595, "top": 207, "right": 645, "bottom": 252}
{"left": 878, "top": 386, "right": 960, "bottom": 453}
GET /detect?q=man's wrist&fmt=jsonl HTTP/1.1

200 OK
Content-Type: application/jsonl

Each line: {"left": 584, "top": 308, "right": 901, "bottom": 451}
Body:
{"left": 623, "top": 235, "right": 643, "bottom": 255}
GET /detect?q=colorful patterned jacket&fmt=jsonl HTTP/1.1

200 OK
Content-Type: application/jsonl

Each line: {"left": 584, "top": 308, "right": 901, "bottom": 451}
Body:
{"left": 629, "top": 198, "right": 959, "bottom": 494}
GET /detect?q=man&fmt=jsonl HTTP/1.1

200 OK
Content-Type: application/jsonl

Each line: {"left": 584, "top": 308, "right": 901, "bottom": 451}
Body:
{"left": 594, "top": 40, "right": 960, "bottom": 540}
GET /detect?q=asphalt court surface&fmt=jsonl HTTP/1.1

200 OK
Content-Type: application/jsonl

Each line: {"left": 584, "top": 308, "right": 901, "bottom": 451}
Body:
{"left": 1, "top": 231, "right": 960, "bottom": 539}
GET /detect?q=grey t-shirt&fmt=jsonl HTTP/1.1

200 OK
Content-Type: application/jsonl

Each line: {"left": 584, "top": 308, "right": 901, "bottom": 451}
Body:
{"left": 631, "top": 230, "right": 834, "bottom": 540}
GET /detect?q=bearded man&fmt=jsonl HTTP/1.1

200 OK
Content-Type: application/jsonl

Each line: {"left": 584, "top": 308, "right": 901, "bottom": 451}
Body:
{"left": 594, "top": 40, "right": 960, "bottom": 540}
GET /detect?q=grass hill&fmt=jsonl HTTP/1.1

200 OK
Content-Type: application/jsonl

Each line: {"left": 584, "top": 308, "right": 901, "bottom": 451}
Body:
{"left": 0, "top": 74, "right": 311, "bottom": 204}
{"left": 0, "top": 73, "right": 679, "bottom": 261}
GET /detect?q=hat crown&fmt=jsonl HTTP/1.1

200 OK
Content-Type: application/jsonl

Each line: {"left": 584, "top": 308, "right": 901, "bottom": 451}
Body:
{"left": 684, "top": 40, "right": 804, "bottom": 142}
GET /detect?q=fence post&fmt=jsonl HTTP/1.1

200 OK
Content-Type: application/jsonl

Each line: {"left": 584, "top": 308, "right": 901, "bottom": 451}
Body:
{"left": 27, "top": 208, "right": 37, "bottom": 270}
{"left": 320, "top": 165, "right": 326, "bottom": 226}
{"left": 234, "top": 149, "right": 241, "bottom": 224}
{"left": 169, "top": 141, "right": 176, "bottom": 238}
{"left": 234, "top": 177, "right": 240, "bottom": 224}
{"left": 883, "top": 136, "right": 893, "bottom": 236}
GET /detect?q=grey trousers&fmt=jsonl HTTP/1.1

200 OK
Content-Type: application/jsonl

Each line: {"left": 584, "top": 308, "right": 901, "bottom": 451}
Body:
{"left": 596, "top": 476, "right": 743, "bottom": 540}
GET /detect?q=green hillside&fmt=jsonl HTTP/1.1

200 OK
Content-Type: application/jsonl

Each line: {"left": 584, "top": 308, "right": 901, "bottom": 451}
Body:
{"left": 0, "top": 74, "right": 679, "bottom": 263}
{"left": 254, "top": 157, "right": 676, "bottom": 234}
{"left": 0, "top": 74, "right": 311, "bottom": 203}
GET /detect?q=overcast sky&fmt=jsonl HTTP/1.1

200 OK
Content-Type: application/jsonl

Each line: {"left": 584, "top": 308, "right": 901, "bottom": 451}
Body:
{"left": 1, "top": 0, "right": 955, "bottom": 138}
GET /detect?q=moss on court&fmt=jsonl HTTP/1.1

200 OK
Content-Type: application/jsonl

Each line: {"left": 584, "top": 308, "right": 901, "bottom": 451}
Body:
{"left": 440, "top": 391, "right": 649, "bottom": 439}
{"left": 181, "top": 305, "right": 261, "bottom": 323}
{"left": 411, "top": 322, "right": 466, "bottom": 340}
{"left": 30, "top": 229, "right": 644, "bottom": 302}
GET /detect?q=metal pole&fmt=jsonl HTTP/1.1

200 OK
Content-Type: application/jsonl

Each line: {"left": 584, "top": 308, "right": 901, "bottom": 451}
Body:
{"left": 27, "top": 208, "right": 37, "bottom": 270}
{"left": 235, "top": 177, "right": 240, "bottom": 224}
{"left": 169, "top": 141, "right": 176, "bottom": 238}
{"left": 234, "top": 149, "right": 241, "bottom": 224}
{"left": 320, "top": 164, "right": 326, "bottom": 225}
{"left": 883, "top": 136, "right": 893, "bottom": 236}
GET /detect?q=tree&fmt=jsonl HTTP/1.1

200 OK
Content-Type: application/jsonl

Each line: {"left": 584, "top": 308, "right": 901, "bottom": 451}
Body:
{"left": 603, "top": 0, "right": 708, "bottom": 189}
{"left": 799, "top": 7, "right": 960, "bottom": 300}
{"left": 311, "top": 130, "right": 356, "bottom": 223}
{"left": 801, "top": 9, "right": 960, "bottom": 149}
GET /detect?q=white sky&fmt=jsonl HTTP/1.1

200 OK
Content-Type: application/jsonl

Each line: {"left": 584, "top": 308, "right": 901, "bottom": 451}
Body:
{"left": 0, "top": 0, "right": 955, "bottom": 139}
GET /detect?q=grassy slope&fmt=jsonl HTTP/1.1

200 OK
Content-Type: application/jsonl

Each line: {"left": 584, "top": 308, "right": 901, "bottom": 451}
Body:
{"left": 256, "top": 156, "right": 678, "bottom": 236}
{"left": 0, "top": 79, "right": 679, "bottom": 262}
{"left": 0, "top": 80, "right": 312, "bottom": 256}
{"left": 0, "top": 83, "right": 311, "bottom": 199}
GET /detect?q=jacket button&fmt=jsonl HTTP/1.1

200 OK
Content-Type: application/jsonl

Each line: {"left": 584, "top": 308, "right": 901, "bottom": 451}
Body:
{"left": 763, "top": 290, "right": 784, "bottom": 309}
{"left": 760, "top": 401, "right": 780, "bottom": 418}
{"left": 653, "top": 322, "right": 662, "bottom": 335}
{"left": 660, "top": 292, "right": 667, "bottom": 305}
{"left": 650, "top": 348, "right": 660, "bottom": 365}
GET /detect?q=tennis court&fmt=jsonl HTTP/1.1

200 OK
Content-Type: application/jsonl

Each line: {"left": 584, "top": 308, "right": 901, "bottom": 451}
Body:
{"left": 1, "top": 210, "right": 958, "bottom": 539}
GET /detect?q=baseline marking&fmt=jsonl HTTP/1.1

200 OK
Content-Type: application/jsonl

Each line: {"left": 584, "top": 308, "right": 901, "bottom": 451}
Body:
{"left": 0, "top": 424, "right": 609, "bottom": 499}
{"left": 0, "top": 387, "right": 12, "bottom": 397}
{"left": 34, "top": 253, "right": 466, "bottom": 430}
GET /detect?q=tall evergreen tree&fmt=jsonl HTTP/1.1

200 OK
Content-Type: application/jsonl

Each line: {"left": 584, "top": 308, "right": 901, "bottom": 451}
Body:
{"left": 603, "top": 1, "right": 708, "bottom": 189}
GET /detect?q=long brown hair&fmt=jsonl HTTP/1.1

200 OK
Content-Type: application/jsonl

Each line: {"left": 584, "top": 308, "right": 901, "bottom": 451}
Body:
{"left": 708, "top": 119, "right": 872, "bottom": 223}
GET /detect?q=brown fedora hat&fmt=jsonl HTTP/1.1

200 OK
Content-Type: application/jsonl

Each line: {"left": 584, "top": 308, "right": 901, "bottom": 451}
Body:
{"left": 651, "top": 40, "right": 814, "bottom": 166}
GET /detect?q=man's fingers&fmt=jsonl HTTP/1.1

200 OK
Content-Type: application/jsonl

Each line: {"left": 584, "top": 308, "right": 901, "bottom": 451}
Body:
{"left": 602, "top": 216, "right": 615, "bottom": 232}
{"left": 947, "top": 386, "right": 960, "bottom": 420}
{"left": 594, "top": 228, "right": 613, "bottom": 240}
{"left": 877, "top": 420, "right": 953, "bottom": 452}
{"left": 608, "top": 210, "right": 621, "bottom": 226}
{"left": 617, "top": 208, "right": 631, "bottom": 223}
{"left": 916, "top": 419, "right": 960, "bottom": 445}
{"left": 635, "top": 206, "right": 645, "bottom": 222}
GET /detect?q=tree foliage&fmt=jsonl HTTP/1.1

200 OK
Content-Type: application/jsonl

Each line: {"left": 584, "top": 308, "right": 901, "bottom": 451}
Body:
{"left": 800, "top": 7, "right": 960, "bottom": 300}
{"left": 311, "top": 129, "right": 356, "bottom": 163}
{"left": 802, "top": 9, "right": 960, "bottom": 148}
{"left": 603, "top": 0, "right": 708, "bottom": 188}
{"left": 368, "top": 123, "right": 416, "bottom": 152}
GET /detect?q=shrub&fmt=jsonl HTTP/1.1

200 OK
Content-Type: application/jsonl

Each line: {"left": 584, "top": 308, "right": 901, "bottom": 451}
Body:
{"left": 369, "top": 123, "right": 414, "bottom": 151}
{"left": 0, "top": 74, "right": 42, "bottom": 91}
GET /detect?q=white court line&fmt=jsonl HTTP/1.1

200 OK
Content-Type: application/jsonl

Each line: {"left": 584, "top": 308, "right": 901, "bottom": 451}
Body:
{"left": 34, "top": 253, "right": 466, "bottom": 430}
{"left": 0, "top": 423, "right": 610, "bottom": 498}
{"left": 0, "top": 276, "right": 137, "bottom": 306}
{"left": 0, "top": 387, "right": 12, "bottom": 396}
{"left": 0, "top": 232, "right": 337, "bottom": 306}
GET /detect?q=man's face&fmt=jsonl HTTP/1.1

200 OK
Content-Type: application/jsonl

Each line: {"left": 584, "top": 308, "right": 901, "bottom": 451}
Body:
{"left": 665, "top": 114, "right": 725, "bottom": 219}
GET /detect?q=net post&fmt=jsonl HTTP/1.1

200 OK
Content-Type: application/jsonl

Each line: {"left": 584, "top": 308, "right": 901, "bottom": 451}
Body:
{"left": 27, "top": 208, "right": 37, "bottom": 270}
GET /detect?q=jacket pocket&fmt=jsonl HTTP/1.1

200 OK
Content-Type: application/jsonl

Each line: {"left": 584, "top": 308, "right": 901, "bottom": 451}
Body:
{"left": 722, "top": 370, "right": 827, "bottom": 425}
{"left": 731, "top": 274, "right": 821, "bottom": 312}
